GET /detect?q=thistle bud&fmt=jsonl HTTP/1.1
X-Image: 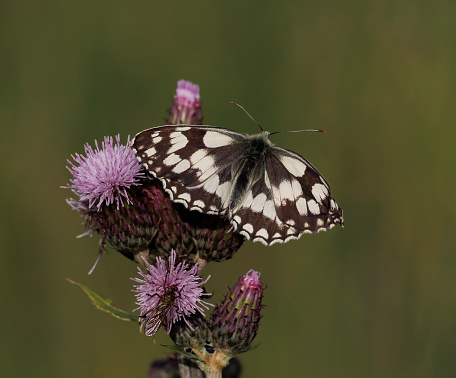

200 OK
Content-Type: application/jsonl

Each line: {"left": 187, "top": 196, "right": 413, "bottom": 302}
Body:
{"left": 210, "top": 270, "right": 265, "bottom": 356}
{"left": 168, "top": 80, "right": 203, "bottom": 125}
{"left": 170, "top": 312, "right": 211, "bottom": 352}
{"left": 181, "top": 211, "right": 245, "bottom": 264}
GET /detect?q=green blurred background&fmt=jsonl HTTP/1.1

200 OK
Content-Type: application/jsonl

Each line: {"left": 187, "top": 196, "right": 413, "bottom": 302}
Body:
{"left": 2, "top": 0, "right": 456, "bottom": 377}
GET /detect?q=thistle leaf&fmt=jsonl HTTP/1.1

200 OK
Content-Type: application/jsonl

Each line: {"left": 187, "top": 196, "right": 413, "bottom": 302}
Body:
{"left": 65, "top": 277, "right": 139, "bottom": 321}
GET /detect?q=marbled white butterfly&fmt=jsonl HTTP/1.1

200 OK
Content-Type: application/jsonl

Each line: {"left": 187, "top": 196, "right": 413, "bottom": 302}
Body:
{"left": 133, "top": 125, "right": 343, "bottom": 245}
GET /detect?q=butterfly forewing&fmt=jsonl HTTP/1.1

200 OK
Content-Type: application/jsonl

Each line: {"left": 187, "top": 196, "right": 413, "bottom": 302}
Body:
{"left": 134, "top": 125, "right": 245, "bottom": 214}
{"left": 133, "top": 125, "right": 343, "bottom": 245}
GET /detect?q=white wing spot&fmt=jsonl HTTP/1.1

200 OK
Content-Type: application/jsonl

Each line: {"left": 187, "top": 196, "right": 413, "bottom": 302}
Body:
{"left": 317, "top": 218, "right": 325, "bottom": 227}
{"left": 251, "top": 193, "right": 267, "bottom": 212}
{"left": 203, "top": 131, "right": 235, "bottom": 148}
{"left": 243, "top": 223, "right": 254, "bottom": 233}
{"left": 193, "top": 200, "right": 205, "bottom": 208}
{"left": 193, "top": 155, "right": 215, "bottom": 173}
{"left": 312, "top": 183, "right": 329, "bottom": 204}
{"left": 272, "top": 185, "right": 281, "bottom": 206}
{"left": 190, "top": 150, "right": 207, "bottom": 165}
{"left": 177, "top": 192, "right": 191, "bottom": 202}
{"left": 233, "top": 215, "right": 241, "bottom": 224}
{"left": 177, "top": 126, "right": 191, "bottom": 131}
{"left": 256, "top": 228, "right": 269, "bottom": 239}
{"left": 279, "top": 180, "right": 295, "bottom": 201}
{"left": 307, "top": 199, "right": 320, "bottom": 215}
{"left": 167, "top": 134, "right": 188, "bottom": 154}
{"left": 263, "top": 200, "right": 276, "bottom": 220}
{"left": 163, "top": 153, "right": 180, "bottom": 166}
{"left": 296, "top": 197, "right": 308, "bottom": 215}
{"left": 172, "top": 159, "right": 191, "bottom": 174}
{"left": 199, "top": 166, "right": 218, "bottom": 181}
{"left": 152, "top": 136, "right": 162, "bottom": 144}
{"left": 145, "top": 147, "right": 156, "bottom": 156}
{"left": 238, "top": 191, "right": 254, "bottom": 209}
{"left": 291, "top": 179, "right": 303, "bottom": 197}
{"left": 279, "top": 155, "right": 307, "bottom": 177}
{"left": 203, "top": 175, "right": 220, "bottom": 194}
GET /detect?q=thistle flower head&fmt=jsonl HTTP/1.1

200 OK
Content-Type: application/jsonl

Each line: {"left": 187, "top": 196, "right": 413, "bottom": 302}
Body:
{"left": 132, "top": 250, "right": 213, "bottom": 336}
{"left": 168, "top": 80, "right": 203, "bottom": 125}
{"left": 211, "top": 269, "right": 265, "bottom": 356}
{"left": 63, "top": 135, "right": 145, "bottom": 211}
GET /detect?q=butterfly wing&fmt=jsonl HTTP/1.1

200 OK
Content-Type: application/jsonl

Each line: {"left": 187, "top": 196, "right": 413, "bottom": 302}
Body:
{"left": 133, "top": 125, "right": 246, "bottom": 215}
{"left": 230, "top": 145, "right": 343, "bottom": 245}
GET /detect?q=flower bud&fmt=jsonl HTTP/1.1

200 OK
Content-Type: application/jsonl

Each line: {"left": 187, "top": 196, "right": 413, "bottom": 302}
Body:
{"left": 210, "top": 270, "right": 265, "bottom": 356}
{"left": 168, "top": 80, "right": 203, "bottom": 125}
{"left": 181, "top": 211, "right": 245, "bottom": 264}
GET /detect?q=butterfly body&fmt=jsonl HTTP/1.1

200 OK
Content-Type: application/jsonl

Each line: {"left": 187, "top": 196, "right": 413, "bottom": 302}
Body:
{"left": 222, "top": 131, "right": 270, "bottom": 211}
{"left": 133, "top": 125, "right": 343, "bottom": 245}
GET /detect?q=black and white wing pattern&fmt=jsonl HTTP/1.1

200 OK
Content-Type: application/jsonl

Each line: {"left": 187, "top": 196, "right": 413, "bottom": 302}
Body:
{"left": 133, "top": 125, "right": 343, "bottom": 245}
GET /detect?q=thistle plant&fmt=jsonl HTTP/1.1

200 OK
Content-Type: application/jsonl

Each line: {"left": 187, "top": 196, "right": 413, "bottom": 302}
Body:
{"left": 64, "top": 80, "right": 263, "bottom": 377}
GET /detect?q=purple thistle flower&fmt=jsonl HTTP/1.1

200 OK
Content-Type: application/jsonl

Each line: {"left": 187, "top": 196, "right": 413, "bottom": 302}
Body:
{"left": 168, "top": 80, "right": 203, "bottom": 125}
{"left": 132, "top": 250, "right": 212, "bottom": 336}
{"left": 63, "top": 135, "right": 145, "bottom": 211}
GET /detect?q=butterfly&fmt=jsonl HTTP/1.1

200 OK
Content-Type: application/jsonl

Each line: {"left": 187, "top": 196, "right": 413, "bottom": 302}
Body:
{"left": 133, "top": 125, "right": 343, "bottom": 245}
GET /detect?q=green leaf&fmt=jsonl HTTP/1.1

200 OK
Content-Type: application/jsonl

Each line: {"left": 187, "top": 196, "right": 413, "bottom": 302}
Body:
{"left": 65, "top": 277, "right": 139, "bottom": 322}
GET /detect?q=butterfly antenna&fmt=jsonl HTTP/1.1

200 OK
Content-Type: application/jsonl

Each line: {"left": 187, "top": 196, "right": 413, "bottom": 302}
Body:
{"left": 269, "top": 129, "right": 326, "bottom": 136}
{"left": 230, "top": 102, "right": 264, "bottom": 132}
